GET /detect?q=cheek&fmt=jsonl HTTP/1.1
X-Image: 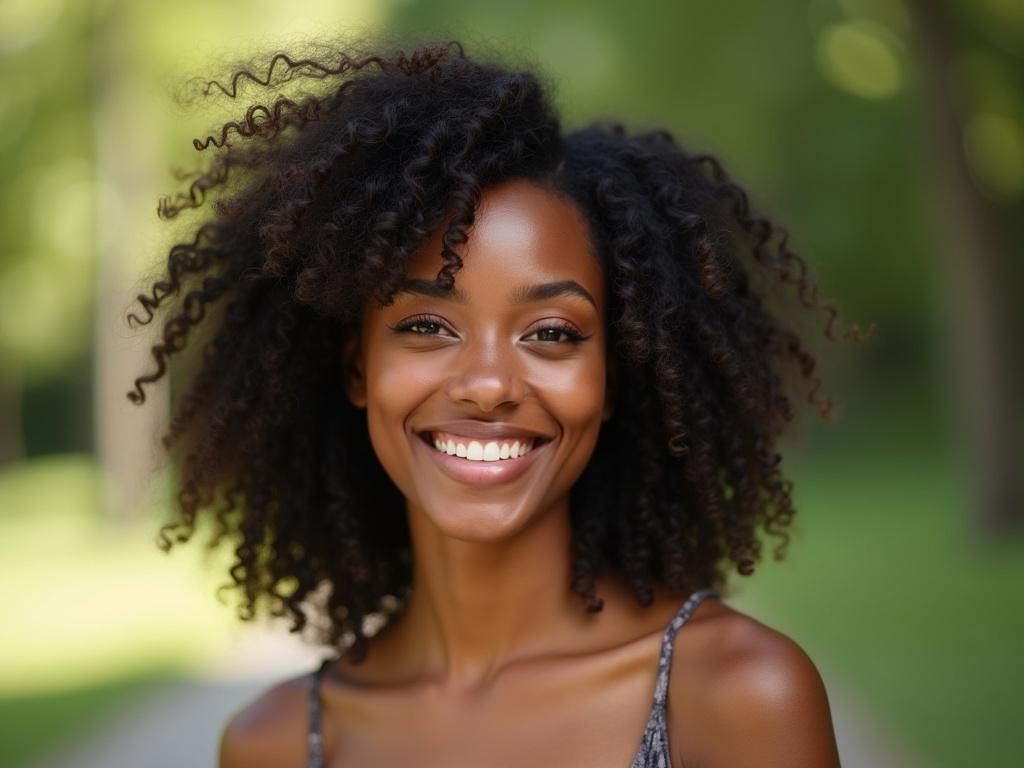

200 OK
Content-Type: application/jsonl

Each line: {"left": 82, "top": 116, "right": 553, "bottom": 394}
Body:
{"left": 370, "top": 350, "right": 426, "bottom": 413}
{"left": 534, "top": 354, "right": 608, "bottom": 496}
{"left": 361, "top": 346, "right": 434, "bottom": 477}
{"left": 540, "top": 353, "right": 607, "bottom": 435}
{"left": 362, "top": 322, "right": 437, "bottom": 419}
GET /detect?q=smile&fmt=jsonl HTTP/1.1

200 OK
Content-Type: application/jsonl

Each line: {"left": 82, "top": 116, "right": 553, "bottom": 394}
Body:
{"left": 412, "top": 430, "right": 552, "bottom": 486}
{"left": 427, "top": 430, "right": 539, "bottom": 460}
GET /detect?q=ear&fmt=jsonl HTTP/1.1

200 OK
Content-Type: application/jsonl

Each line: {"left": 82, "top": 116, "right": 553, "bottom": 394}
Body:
{"left": 602, "top": 355, "right": 617, "bottom": 422}
{"left": 342, "top": 333, "right": 367, "bottom": 409}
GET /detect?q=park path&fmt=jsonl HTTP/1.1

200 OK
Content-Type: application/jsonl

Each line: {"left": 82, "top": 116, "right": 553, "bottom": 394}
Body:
{"left": 24, "top": 625, "right": 930, "bottom": 768}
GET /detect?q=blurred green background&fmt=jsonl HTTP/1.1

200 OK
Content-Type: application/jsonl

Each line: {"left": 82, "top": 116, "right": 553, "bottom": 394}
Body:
{"left": 1, "top": 1, "right": 1021, "bottom": 767}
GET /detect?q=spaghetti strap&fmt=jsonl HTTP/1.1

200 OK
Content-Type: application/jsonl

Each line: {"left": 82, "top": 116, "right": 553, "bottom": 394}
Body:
{"left": 629, "top": 586, "right": 721, "bottom": 768}
{"left": 307, "top": 657, "right": 333, "bottom": 768}
{"left": 652, "top": 586, "right": 719, "bottom": 709}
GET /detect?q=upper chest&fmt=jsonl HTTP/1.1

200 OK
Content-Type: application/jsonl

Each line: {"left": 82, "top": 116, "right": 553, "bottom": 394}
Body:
{"left": 318, "top": 632, "right": 706, "bottom": 768}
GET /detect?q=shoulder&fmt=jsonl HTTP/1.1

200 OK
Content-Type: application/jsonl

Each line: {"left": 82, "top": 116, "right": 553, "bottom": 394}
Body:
{"left": 668, "top": 598, "right": 841, "bottom": 767}
{"left": 218, "top": 671, "right": 314, "bottom": 768}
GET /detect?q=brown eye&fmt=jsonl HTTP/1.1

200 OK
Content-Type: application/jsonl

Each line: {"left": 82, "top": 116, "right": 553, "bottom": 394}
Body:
{"left": 525, "top": 322, "right": 588, "bottom": 345}
{"left": 532, "top": 328, "right": 570, "bottom": 343}
{"left": 406, "top": 321, "right": 441, "bottom": 335}
{"left": 389, "top": 314, "right": 454, "bottom": 337}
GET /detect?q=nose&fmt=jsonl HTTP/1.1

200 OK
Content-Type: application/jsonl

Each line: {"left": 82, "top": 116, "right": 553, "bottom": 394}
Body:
{"left": 443, "top": 332, "right": 527, "bottom": 412}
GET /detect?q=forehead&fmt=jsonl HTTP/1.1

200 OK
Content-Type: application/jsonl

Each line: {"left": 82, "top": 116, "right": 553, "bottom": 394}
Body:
{"left": 402, "top": 178, "right": 604, "bottom": 308}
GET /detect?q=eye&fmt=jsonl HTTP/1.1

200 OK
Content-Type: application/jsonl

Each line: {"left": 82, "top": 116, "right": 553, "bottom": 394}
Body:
{"left": 388, "top": 314, "right": 455, "bottom": 337}
{"left": 525, "top": 321, "right": 588, "bottom": 345}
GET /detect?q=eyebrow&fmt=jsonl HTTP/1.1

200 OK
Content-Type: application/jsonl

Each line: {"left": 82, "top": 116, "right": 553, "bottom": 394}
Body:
{"left": 395, "top": 277, "right": 597, "bottom": 310}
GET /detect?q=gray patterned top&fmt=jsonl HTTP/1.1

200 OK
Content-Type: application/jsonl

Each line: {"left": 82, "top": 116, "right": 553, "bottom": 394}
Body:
{"left": 307, "top": 587, "right": 720, "bottom": 768}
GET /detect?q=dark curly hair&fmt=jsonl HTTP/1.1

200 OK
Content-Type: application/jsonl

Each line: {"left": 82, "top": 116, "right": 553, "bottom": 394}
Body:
{"left": 127, "top": 36, "right": 868, "bottom": 664}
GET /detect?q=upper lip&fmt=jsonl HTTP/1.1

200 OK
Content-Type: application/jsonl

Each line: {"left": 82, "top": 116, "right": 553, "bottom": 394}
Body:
{"left": 415, "top": 421, "right": 553, "bottom": 441}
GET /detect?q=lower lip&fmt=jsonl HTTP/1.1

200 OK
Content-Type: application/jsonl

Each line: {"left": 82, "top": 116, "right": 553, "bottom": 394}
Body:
{"left": 412, "top": 433, "right": 551, "bottom": 487}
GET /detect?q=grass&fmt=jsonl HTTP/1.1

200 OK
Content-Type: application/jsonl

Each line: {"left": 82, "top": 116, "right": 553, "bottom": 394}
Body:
{"left": 0, "top": 666, "right": 179, "bottom": 768}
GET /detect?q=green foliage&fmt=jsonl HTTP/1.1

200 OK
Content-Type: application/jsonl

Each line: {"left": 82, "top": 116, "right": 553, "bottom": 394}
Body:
{"left": 0, "top": 1, "right": 96, "bottom": 377}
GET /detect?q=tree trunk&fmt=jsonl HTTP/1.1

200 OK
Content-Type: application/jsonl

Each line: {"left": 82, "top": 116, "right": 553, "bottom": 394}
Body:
{"left": 908, "top": 0, "right": 1022, "bottom": 536}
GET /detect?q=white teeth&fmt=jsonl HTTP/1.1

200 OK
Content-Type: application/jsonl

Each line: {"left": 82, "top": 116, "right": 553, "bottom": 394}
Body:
{"left": 428, "top": 433, "right": 536, "bottom": 461}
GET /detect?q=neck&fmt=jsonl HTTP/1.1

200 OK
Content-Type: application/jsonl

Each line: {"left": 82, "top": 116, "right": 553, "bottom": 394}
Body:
{"left": 395, "top": 496, "right": 593, "bottom": 694}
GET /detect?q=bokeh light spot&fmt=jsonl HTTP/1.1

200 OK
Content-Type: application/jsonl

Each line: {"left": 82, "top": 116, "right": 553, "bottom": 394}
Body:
{"left": 30, "top": 157, "right": 95, "bottom": 266}
{"left": 963, "top": 112, "right": 1024, "bottom": 198}
{"left": 817, "top": 20, "right": 903, "bottom": 99}
{"left": 0, "top": 0, "right": 65, "bottom": 54}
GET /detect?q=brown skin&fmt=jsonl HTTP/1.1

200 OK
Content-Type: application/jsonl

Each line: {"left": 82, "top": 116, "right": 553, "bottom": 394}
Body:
{"left": 219, "top": 180, "right": 842, "bottom": 767}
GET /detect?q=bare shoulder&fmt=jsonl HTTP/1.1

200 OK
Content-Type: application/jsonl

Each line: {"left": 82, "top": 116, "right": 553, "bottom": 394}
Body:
{"left": 669, "top": 597, "right": 841, "bottom": 767}
{"left": 218, "top": 671, "right": 313, "bottom": 768}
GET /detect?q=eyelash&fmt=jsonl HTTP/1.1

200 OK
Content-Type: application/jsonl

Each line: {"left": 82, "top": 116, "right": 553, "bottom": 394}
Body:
{"left": 389, "top": 314, "right": 589, "bottom": 345}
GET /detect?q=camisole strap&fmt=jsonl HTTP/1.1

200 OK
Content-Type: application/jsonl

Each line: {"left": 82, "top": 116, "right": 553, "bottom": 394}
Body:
{"left": 628, "top": 586, "right": 720, "bottom": 768}
{"left": 651, "top": 586, "right": 720, "bottom": 709}
{"left": 308, "top": 657, "right": 334, "bottom": 768}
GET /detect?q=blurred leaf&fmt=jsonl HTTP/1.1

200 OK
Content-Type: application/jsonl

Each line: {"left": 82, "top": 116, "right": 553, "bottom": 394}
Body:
{"left": 963, "top": 111, "right": 1024, "bottom": 198}
{"left": 816, "top": 20, "right": 904, "bottom": 99}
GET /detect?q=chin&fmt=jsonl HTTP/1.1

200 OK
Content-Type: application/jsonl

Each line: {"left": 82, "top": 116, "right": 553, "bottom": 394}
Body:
{"left": 415, "top": 493, "right": 537, "bottom": 543}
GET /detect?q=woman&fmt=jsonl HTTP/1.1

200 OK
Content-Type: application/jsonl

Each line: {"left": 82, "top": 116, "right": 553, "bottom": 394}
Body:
{"left": 128, "top": 37, "right": 858, "bottom": 767}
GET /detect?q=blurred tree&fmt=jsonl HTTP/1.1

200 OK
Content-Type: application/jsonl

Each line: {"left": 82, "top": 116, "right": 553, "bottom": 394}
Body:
{"left": 0, "top": 0, "right": 98, "bottom": 464}
{"left": 905, "top": 0, "right": 1023, "bottom": 534}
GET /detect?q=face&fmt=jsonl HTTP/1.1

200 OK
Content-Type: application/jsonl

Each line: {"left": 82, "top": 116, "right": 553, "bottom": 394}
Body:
{"left": 343, "top": 178, "right": 615, "bottom": 542}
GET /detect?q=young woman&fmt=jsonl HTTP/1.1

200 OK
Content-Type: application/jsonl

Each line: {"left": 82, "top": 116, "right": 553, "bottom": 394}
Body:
{"left": 128, "top": 37, "right": 858, "bottom": 767}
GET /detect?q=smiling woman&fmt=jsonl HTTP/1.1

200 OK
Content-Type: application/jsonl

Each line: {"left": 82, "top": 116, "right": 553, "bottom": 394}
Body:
{"left": 126, "top": 35, "right": 858, "bottom": 768}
